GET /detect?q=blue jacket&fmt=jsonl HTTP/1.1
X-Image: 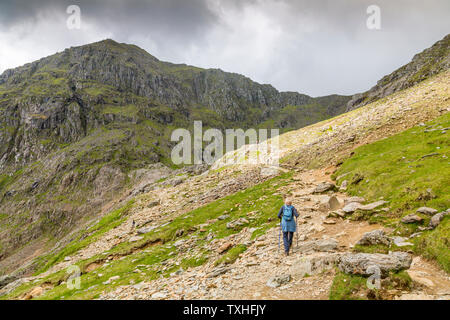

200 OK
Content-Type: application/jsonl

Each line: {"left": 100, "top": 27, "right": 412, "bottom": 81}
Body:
{"left": 277, "top": 205, "right": 299, "bottom": 232}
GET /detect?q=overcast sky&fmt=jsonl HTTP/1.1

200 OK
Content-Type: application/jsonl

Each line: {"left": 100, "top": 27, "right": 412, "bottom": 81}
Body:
{"left": 0, "top": 0, "right": 448, "bottom": 96}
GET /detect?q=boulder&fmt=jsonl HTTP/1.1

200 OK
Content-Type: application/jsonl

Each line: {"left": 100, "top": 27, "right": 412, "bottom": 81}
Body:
{"left": 319, "top": 195, "right": 341, "bottom": 212}
{"left": 356, "top": 230, "right": 391, "bottom": 246}
{"left": 339, "top": 180, "right": 348, "bottom": 191}
{"left": 416, "top": 207, "right": 438, "bottom": 215}
{"left": 337, "top": 252, "right": 412, "bottom": 277}
{"left": 266, "top": 274, "right": 291, "bottom": 288}
{"left": 328, "top": 196, "right": 342, "bottom": 211}
{"left": 401, "top": 214, "right": 423, "bottom": 224}
{"left": 342, "top": 202, "right": 363, "bottom": 213}
{"left": 290, "top": 253, "right": 340, "bottom": 277}
{"left": 429, "top": 210, "right": 449, "bottom": 229}
{"left": 313, "top": 182, "right": 336, "bottom": 194}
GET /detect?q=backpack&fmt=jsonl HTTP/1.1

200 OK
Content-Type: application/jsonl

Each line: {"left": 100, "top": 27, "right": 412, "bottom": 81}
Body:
{"left": 282, "top": 205, "right": 293, "bottom": 221}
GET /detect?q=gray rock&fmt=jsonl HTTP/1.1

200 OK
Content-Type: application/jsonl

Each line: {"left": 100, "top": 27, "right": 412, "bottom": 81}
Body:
{"left": 320, "top": 195, "right": 341, "bottom": 211}
{"left": 137, "top": 225, "right": 158, "bottom": 234}
{"left": 416, "top": 207, "right": 438, "bottom": 215}
{"left": 226, "top": 218, "right": 249, "bottom": 229}
{"left": 429, "top": 210, "right": 449, "bottom": 229}
{"left": 344, "top": 196, "right": 366, "bottom": 205}
{"left": 359, "top": 200, "right": 389, "bottom": 211}
{"left": 297, "top": 238, "right": 338, "bottom": 253}
{"left": 401, "top": 214, "right": 423, "bottom": 224}
{"left": 356, "top": 230, "right": 391, "bottom": 246}
{"left": 339, "top": 180, "right": 348, "bottom": 191}
{"left": 313, "top": 182, "right": 336, "bottom": 194}
{"left": 207, "top": 266, "right": 230, "bottom": 278}
{"left": 290, "top": 254, "right": 340, "bottom": 277}
{"left": 337, "top": 252, "right": 412, "bottom": 277}
{"left": 342, "top": 202, "right": 363, "bottom": 213}
{"left": 266, "top": 274, "right": 291, "bottom": 288}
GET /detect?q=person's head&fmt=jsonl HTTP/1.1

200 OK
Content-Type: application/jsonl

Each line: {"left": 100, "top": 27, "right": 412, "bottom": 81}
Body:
{"left": 284, "top": 198, "right": 292, "bottom": 206}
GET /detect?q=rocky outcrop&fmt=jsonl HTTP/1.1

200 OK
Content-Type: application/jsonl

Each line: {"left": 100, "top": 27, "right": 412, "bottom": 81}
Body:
{"left": 346, "top": 34, "right": 450, "bottom": 111}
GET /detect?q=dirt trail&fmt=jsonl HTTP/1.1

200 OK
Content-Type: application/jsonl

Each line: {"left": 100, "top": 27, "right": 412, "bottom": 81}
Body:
{"left": 97, "top": 169, "right": 392, "bottom": 300}
{"left": 24, "top": 168, "right": 449, "bottom": 300}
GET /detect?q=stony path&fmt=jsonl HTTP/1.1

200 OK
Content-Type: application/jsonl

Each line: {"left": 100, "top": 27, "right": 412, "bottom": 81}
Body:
{"left": 99, "top": 169, "right": 388, "bottom": 300}
{"left": 17, "top": 167, "right": 449, "bottom": 300}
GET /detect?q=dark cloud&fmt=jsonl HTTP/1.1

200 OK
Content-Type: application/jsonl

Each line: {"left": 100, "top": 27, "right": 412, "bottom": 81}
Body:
{"left": 0, "top": 0, "right": 449, "bottom": 95}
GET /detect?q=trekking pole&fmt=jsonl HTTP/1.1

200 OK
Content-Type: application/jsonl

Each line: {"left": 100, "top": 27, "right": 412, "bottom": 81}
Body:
{"left": 296, "top": 216, "right": 299, "bottom": 248}
{"left": 278, "top": 222, "right": 281, "bottom": 252}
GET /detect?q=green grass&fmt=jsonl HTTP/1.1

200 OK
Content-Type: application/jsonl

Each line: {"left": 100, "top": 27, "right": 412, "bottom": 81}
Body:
{"left": 414, "top": 217, "right": 450, "bottom": 272}
{"left": 2, "top": 172, "right": 291, "bottom": 300}
{"left": 214, "top": 244, "right": 247, "bottom": 266}
{"left": 329, "top": 271, "right": 368, "bottom": 300}
{"left": 333, "top": 112, "right": 450, "bottom": 271}
{"left": 33, "top": 200, "right": 135, "bottom": 275}
{"left": 329, "top": 270, "right": 412, "bottom": 300}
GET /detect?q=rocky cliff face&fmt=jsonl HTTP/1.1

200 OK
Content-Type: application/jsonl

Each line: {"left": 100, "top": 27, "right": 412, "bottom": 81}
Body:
{"left": 0, "top": 39, "right": 349, "bottom": 271}
{"left": 346, "top": 34, "right": 449, "bottom": 111}
{"left": 0, "top": 39, "right": 347, "bottom": 169}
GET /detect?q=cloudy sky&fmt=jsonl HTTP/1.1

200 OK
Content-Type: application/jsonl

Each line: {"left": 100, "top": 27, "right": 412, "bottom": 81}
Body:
{"left": 0, "top": 0, "right": 448, "bottom": 96}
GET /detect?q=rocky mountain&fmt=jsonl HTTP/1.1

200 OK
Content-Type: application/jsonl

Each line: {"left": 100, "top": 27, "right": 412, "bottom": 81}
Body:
{"left": 0, "top": 39, "right": 350, "bottom": 273}
{"left": 0, "top": 39, "right": 349, "bottom": 169}
{"left": 346, "top": 33, "right": 449, "bottom": 111}
{"left": 0, "top": 68, "right": 448, "bottom": 300}
{"left": 0, "top": 35, "right": 448, "bottom": 300}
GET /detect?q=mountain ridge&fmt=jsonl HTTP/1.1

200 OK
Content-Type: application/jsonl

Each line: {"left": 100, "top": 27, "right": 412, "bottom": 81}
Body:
{"left": 346, "top": 33, "right": 450, "bottom": 111}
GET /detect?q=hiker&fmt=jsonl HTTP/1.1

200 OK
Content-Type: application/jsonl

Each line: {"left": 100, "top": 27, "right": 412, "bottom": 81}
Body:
{"left": 277, "top": 198, "right": 299, "bottom": 256}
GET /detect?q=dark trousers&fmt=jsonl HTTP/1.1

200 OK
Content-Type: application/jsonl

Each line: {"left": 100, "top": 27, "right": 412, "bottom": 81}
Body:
{"left": 283, "top": 231, "right": 294, "bottom": 253}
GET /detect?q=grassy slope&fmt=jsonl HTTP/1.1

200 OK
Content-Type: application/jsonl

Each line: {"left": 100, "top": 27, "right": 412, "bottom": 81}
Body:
{"left": 332, "top": 112, "right": 449, "bottom": 272}
{"left": 1, "top": 172, "right": 292, "bottom": 300}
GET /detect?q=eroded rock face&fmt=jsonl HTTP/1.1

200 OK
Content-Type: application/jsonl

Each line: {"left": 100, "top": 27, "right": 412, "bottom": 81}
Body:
{"left": 337, "top": 252, "right": 412, "bottom": 277}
